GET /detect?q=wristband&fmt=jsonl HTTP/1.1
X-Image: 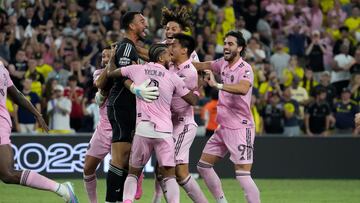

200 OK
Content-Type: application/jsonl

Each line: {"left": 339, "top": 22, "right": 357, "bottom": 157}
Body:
{"left": 216, "top": 83, "right": 224, "bottom": 90}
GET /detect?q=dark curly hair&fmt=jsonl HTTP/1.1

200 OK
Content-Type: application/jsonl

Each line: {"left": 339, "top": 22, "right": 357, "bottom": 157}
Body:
{"left": 161, "top": 7, "right": 192, "bottom": 31}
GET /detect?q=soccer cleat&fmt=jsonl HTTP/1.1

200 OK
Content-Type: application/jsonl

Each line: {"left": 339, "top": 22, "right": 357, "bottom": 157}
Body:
{"left": 135, "top": 173, "right": 144, "bottom": 200}
{"left": 62, "top": 182, "right": 79, "bottom": 203}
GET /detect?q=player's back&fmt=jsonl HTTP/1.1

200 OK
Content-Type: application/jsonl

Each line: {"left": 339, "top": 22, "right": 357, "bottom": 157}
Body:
{"left": 0, "top": 64, "right": 13, "bottom": 127}
{"left": 107, "top": 38, "right": 139, "bottom": 108}
{"left": 121, "top": 62, "right": 189, "bottom": 133}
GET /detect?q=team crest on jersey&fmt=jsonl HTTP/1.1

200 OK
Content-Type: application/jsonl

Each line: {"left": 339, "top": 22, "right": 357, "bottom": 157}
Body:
{"left": 244, "top": 70, "right": 251, "bottom": 78}
{"left": 238, "top": 62, "right": 244, "bottom": 68}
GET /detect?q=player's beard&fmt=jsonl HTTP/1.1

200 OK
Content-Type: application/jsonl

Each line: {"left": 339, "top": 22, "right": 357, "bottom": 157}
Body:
{"left": 224, "top": 50, "right": 237, "bottom": 61}
{"left": 137, "top": 28, "right": 147, "bottom": 41}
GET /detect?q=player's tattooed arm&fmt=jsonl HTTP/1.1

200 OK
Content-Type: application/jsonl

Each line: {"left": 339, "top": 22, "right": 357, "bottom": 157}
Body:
{"left": 7, "top": 86, "right": 49, "bottom": 132}
{"left": 136, "top": 45, "right": 149, "bottom": 61}
{"left": 204, "top": 70, "right": 251, "bottom": 95}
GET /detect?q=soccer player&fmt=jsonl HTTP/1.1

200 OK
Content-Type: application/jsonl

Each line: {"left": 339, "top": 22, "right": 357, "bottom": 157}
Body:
{"left": 96, "top": 12, "right": 149, "bottom": 203}
{"left": 153, "top": 33, "right": 208, "bottom": 203}
{"left": 108, "top": 43, "right": 199, "bottom": 203}
{"left": 194, "top": 31, "right": 261, "bottom": 203}
{"left": 0, "top": 61, "right": 78, "bottom": 203}
{"left": 82, "top": 47, "right": 113, "bottom": 203}
{"left": 137, "top": 6, "right": 199, "bottom": 62}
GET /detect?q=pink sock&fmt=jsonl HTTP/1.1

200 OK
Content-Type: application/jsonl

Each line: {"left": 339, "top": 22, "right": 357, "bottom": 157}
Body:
{"left": 152, "top": 178, "right": 163, "bottom": 203}
{"left": 20, "top": 170, "right": 58, "bottom": 192}
{"left": 236, "top": 170, "right": 260, "bottom": 203}
{"left": 123, "top": 174, "right": 138, "bottom": 202}
{"left": 197, "top": 161, "right": 226, "bottom": 200}
{"left": 179, "top": 175, "right": 208, "bottom": 203}
{"left": 83, "top": 173, "right": 97, "bottom": 203}
{"left": 163, "top": 177, "right": 180, "bottom": 203}
{"left": 135, "top": 172, "right": 144, "bottom": 200}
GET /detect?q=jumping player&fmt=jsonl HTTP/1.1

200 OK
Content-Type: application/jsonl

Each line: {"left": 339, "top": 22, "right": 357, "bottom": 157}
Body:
{"left": 108, "top": 43, "right": 199, "bottom": 203}
{"left": 0, "top": 61, "right": 78, "bottom": 203}
{"left": 96, "top": 12, "right": 150, "bottom": 203}
{"left": 194, "top": 31, "right": 261, "bottom": 203}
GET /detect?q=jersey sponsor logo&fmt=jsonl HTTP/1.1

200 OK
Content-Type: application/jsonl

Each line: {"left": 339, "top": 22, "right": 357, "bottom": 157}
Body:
{"left": 118, "top": 57, "right": 131, "bottom": 66}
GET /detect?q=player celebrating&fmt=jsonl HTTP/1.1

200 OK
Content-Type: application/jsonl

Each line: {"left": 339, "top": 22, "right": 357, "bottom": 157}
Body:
{"left": 137, "top": 6, "right": 199, "bottom": 62}
{"left": 194, "top": 31, "right": 261, "bottom": 203}
{"left": 82, "top": 47, "right": 113, "bottom": 203}
{"left": 161, "top": 33, "right": 208, "bottom": 203}
{"left": 96, "top": 12, "right": 150, "bottom": 203}
{"left": 0, "top": 62, "right": 78, "bottom": 203}
{"left": 108, "top": 43, "right": 199, "bottom": 203}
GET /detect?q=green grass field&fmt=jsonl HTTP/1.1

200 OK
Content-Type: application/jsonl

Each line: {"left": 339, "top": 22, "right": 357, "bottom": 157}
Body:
{"left": 1, "top": 179, "right": 360, "bottom": 203}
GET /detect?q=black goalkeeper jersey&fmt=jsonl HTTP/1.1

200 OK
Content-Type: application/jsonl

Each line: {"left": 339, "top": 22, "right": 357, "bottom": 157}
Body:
{"left": 107, "top": 38, "right": 139, "bottom": 107}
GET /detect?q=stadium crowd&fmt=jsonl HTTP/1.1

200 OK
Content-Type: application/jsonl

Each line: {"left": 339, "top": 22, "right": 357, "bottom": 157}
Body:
{"left": 0, "top": 0, "right": 360, "bottom": 136}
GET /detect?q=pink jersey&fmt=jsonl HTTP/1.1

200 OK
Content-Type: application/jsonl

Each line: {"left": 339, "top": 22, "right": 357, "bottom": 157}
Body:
{"left": 93, "top": 69, "right": 112, "bottom": 130}
{"left": 121, "top": 62, "right": 190, "bottom": 133}
{"left": 169, "top": 59, "right": 198, "bottom": 125}
{"left": 0, "top": 63, "right": 14, "bottom": 128}
{"left": 162, "top": 39, "right": 199, "bottom": 62}
{"left": 211, "top": 57, "right": 254, "bottom": 129}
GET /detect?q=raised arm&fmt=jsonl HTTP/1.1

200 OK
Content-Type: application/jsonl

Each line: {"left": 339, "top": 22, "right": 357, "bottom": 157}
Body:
{"left": 7, "top": 86, "right": 49, "bottom": 132}
{"left": 181, "top": 91, "right": 199, "bottom": 106}
{"left": 192, "top": 61, "right": 213, "bottom": 71}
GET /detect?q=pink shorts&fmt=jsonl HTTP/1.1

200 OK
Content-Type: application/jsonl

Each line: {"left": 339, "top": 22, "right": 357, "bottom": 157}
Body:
{"left": 130, "top": 135, "right": 175, "bottom": 168}
{"left": 86, "top": 126, "right": 112, "bottom": 159}
{"left": 203, "top": 126, "right": 255, "bottom": 165}
{"left": 0, "top": 118, "right": 11, "bottom": 145}
{"left": 173, "top": 124, "right": 197, "bottom": 164}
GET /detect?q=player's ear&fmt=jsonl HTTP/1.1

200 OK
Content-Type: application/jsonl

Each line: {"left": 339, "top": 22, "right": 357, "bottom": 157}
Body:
{"left": 237, "top": 46, "right": 243, "bottom": 55}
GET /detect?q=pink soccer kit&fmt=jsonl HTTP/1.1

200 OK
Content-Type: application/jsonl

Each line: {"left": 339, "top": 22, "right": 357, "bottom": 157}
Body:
{"left": 86, "top": 69, "right": 112, "bottom": 159}
{"left": 121, "top": 62, "right": 190, "bottom": 167}
{"left": 0, "top": 64, "right": 14, "bottom": 145}
{"left": 122, "top": 62, "right": 189, "bottom": 203}
{"left": 204, "top": 57, "right": 256, "bottom": 165}
{"left": 170, "top": 59, "right": 199, "bottom": 165}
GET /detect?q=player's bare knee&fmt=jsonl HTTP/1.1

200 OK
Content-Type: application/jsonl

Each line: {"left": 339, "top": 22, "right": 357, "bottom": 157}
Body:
{"left": 83, "top": 163, "right": 96, "bottom": 176}
{"left": 161, "top": 166, "right": 176, "bottom": 177}
{"left": 175, "top": 165, "right": 189, "bottom": 181}
{"left": 235, "top": 164, "right": 252, "bottom": 172}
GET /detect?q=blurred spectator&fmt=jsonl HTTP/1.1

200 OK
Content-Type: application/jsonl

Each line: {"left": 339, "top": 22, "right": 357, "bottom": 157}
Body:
{"left": 333, "top": 88, "right": 359, "bottom": 135}
{"left": 333, "top": 26, "right": 355, "bottom": 55}
{"left": 304, "top": 87, "right": 331, "bottom": 136}
{"left": 305, "top": 30, "right": 326, "bottom": 77}
{"left": 82, "top": 97, "right": 99, "bottom": 132}
{"left": 262, "top": 91, "right": 284, "bottom": 134}
{"left": 313, "top": 71, "right": 337, "bottom": 107}
{"left": 290, "top": 77, "right": 309, "bottom": 120}
{"left": 35, "top": 52, "right": 53, "bottom": 79}
{"left": 270, "top": 41, "right": 290, "bottom": 80}
{"left": 331, "top": 44, "right": 355, "bottom": 95}
{"left": 301, "top": 68, "right": 318, "bottom": 95}
{"left": 8, "top": 49, "right": 27, "bottom": 89}
{"left": 201, "top": 89, "right": 218, "bottom": 137}
{"left": 284, "top": 24, "right": 307, "bottom": 57}
{"left": 243, "top": 2, "right": 260, "bottom": 33}
{"left": 47, "top": 84, "right": 72, "bottom": 133}
{"left": 350, "top": 73, "right": 360, "bottom": 104}
{"left": 283, "top": 87, "right": 301, "bottom": 137}
{"left": 246, "top": 37, "right": 266, "bottom": 63}
{"left": 251, "top": 91, "right": 263, "bottom": 136}
{"left": 16, "top": 78, "right": 41, "bottom": 133}
{"left": 47, "top": 57, "right": 70, "bottom": 86}
{"left": 64, "top": 75, "right": 84, "bottom": 132}
{"left": 305, "top": 0, "right": 323, "bottom": 31}
{"left": 25, "top": 58, "right": 45, "bottom": 98}
{"left": 283, "top": 55, "right": 304, "bottom": 88}
{"left": 344, "top": 5, "right": 360, "bottom": 32}
{"left": 350, "top": 47, "right": 360, "bottom": 74}
{"left": 327, "top": 0, "right": 347, "bottom": 24}
{"left": 259, "top": 71, "right": 282, "bottom": 103}
{"left": 235, "top": 16, "right": 251, "bottom": 42}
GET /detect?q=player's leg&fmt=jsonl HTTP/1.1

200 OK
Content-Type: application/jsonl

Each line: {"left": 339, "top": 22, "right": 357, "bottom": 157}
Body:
{"left": 156, "top": 137, "right": 180, "bottom": 203}
{"left": 152, "top": 163, "right": 163, "bottom": 203}
{"left": 174, "top": 124, "right": 208, "bottom": 203}
{"left": 106, "top": 106, "right": 133, "bottom": 202}
{"left": 123, "top": 135, "right": 154, "bottom": 203}
{"left": 197, "top": 128, "right": 228, "bottom": 203}
{"left": 225, "top": 128, "right": 260, "bottom": 203}
{"left": 0, "top": 144, "right": 78, "bottom": 202}
{"left": 83, "top": 127, "right": 111, "bottom": 203}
